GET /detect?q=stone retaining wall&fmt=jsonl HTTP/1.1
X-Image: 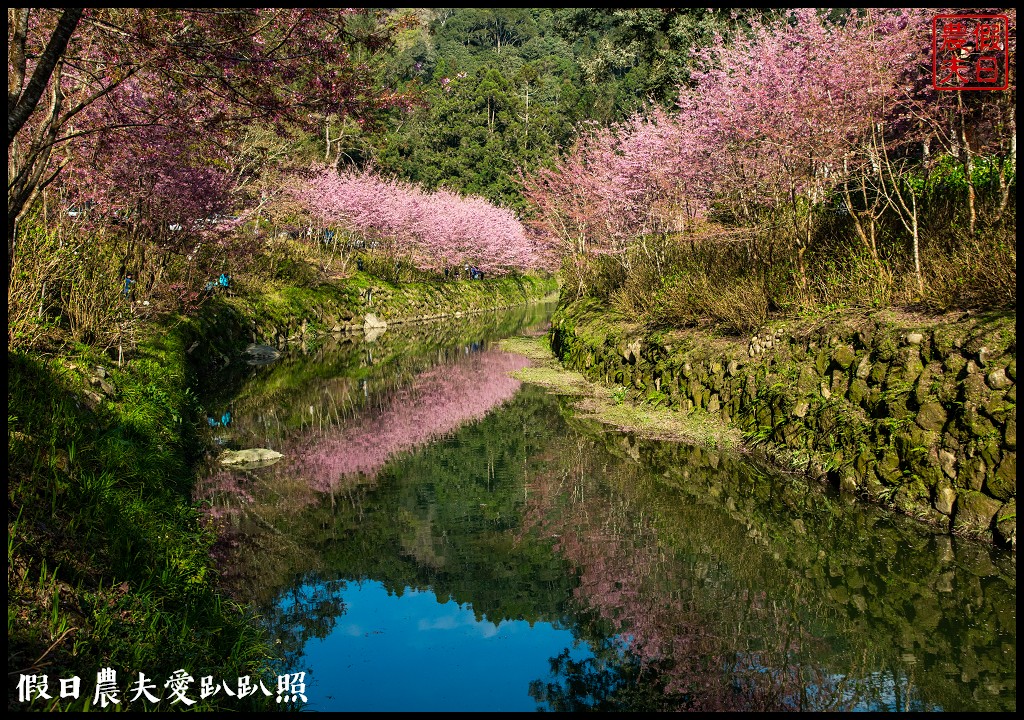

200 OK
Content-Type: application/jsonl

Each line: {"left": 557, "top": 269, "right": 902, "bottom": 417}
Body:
{"left": 550, "top": 301, "right": 1016, "bottom": 549}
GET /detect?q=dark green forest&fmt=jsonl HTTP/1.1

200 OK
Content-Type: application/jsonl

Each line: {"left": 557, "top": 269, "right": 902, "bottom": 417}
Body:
{"left": 338, "top": 8, "right": 768, "bottom": 210}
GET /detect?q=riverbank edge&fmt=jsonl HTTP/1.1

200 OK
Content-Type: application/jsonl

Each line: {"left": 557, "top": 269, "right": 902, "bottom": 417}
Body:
{"left": 547, "top": 299, "right": 1016, "bottom": 550}
{"left": 7, "top": 271, "right": 557, "bottom": 711}
{"left": 176, "top": 271, "right": 559, "bottom": 367}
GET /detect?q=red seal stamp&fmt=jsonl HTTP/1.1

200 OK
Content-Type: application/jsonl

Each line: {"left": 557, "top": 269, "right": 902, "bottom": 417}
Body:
{"left": 932, "top": 14, "right": 1010, "bottom": 91}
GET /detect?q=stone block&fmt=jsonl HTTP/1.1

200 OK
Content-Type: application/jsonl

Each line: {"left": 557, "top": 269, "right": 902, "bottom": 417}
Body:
{"left": 869, "top": 361, "right": 888, "bottom": 385}
{"left": 953, "top": 491, "right": 1002, "bottom": 536}
{"left": 938, "top": 449, "right": 957, "bottom": 479}
{"left": 934, "top": 480, "right": 956, "bottom": 515}
{"left": 986, "top": 367, "right": 1012, "bottom": 390}
{"left": 855, "top": 354, "right": 872, "bottom": 379}
{"left": 915, "top": 402, "right": 947, "bottom": 432}
{"left": 848, "top": 378, "right": 869, "bottom": 406}
{"left": 831, "top": 344, "right": 856, "bottom": 370}
{"left": 985, "top": 453, "right": 1016, "bottom": 501}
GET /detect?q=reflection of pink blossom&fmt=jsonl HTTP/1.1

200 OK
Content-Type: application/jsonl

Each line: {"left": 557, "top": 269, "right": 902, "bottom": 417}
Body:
{"left": 195, "top": 468, "right": 256, "bottom": 521}
{"left": 297, "top": 349, "right": 529, "bottom": 491}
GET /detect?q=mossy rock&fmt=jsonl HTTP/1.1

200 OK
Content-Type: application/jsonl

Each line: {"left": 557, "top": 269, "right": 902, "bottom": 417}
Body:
{"left": 797, "top": 366, "right": 820, "bottom": 393}
{"left": 848, "top": 378, "right": 870, "bottom": 407}
{"left": 953, "top": 490, "right": 1002, "bottom": 537}
{"left": 961, "top": 404, "right": 997, "bottom": 440}
{"left": 932, "top": 326, "right": 964, "bottom": 359}
{"left": 961, "top": 372, "right": 990, "bottom": 405}
{"left": 895, "top": 423, "right": 936, "bottom": 463}
{"left": 995, "top": 499, "right": 1016, "bottom": 550}
{"left": 831, "top": 344, "right": 856, "bottom": 370}
{"left": 869, "top": 361, "right": 888, "bottom": 385}
{"left": 943, "top": 353, "right": 967, "bottom": 376}
{"left": 894, "top": 478, "right": 929, "bottom": 515}
{"left": 873, "top": 333, "right": 899, "bottom": 362}
{"left": 876, "top": 450, "right": 903, "bottom": 483}
{"left": 894, "top": 347, "right": 924, "bottom": 385}
{"left": 815, "top": 347, "right": 831, "bottom": 375}
{"left": 985, "top": 453, "right": 1016, "bottom": 501}
{"left": 881, "top": 392, "right": 914, "bottom": 421}
{"left": 915, "top": 401, "right": 948, "bottom": 432}
{"left": 958, "top": 455, "right": 988, "bottom": 491}
{"left": 914, "top": 363, "right": 941, "bottom": 405}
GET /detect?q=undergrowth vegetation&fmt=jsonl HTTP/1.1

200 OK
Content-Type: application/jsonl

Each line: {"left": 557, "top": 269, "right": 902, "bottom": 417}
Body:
{"left": 7, "top": 331, "right": 281, "bottom": 711}
{"left": 561, "top": 183, "right": 1015, "bottom": 336}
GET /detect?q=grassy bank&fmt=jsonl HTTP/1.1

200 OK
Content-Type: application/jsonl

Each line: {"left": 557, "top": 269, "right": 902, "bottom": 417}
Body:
{"left": 180, "top": 265, "right": 558, "bottom": 361}
{"left": 8, "top": 335, "right": 276, "bottom": 711}
{"left": 8, "top": 249, "right": 556, "bottom": 710}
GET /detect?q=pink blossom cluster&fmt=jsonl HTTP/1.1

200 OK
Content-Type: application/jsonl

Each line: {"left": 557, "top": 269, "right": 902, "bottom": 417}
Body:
{"left": 12, "top": 9, "right": 412, "bottom": 264}
{"left": 293, "top": 166, "right": 553, "bottom": 274}
{"left": 59, "top": 77, "right": 236, "bottom": 246}
{"left": 522, "top": 8, "right": 983, "bottom": 259}
{"left": 522, "top": 106, "right": 713, "bottom": 257}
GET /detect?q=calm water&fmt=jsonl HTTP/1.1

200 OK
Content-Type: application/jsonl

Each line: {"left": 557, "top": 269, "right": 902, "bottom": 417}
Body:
{"left": 197, "top": 302, "right": 1016, "bottom": 712}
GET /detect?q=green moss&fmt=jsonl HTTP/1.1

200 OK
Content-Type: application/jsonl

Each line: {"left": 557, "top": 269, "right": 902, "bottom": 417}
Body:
{"left": 551, "top": 298, "right": 1016, "bottom": 545}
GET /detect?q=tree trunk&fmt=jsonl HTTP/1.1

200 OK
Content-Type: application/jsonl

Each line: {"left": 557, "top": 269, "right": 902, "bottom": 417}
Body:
{"left": 957, "top": 92, "right": 977, "bottom": 235}
{"left": 7, "top": 8, "right": 82, "bottom": 143}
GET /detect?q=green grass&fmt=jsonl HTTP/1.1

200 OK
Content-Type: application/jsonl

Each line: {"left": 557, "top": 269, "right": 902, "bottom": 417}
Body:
{"left": 7, "top": 342, "right": 276, "bottom": 711}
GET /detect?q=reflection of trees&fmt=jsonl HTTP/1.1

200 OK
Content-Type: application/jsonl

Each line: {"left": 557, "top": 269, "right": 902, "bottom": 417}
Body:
{"left": 520, "top": 426, "right": 1015, "bottom": 712}
{"left": 196, "top": 300, "right": 554, "bottom": 419}
{"left": 293, "top": 348, "right": 529, "bottom": 491}
{"left": 196, "top": 311, "right": 1014, "bottom": 712}
{"left": 202, "top": 356, "right": 583, "bottom": 631}
{"left": 263, "top": 577, "right": 348, "bottom": 673}
{"left": 198, "top": 321, "right": 540, "bottom": 603}
{"left": 308, "top": 384, "right": 582, "bottom": 625}
{"left": 521, "top": 434, "right": 808, "bottom": 710}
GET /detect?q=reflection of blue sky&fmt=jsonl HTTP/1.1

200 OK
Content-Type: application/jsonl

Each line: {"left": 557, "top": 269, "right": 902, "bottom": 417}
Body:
{"left": 286, "top": 579, "right": 594, "bottom": 712}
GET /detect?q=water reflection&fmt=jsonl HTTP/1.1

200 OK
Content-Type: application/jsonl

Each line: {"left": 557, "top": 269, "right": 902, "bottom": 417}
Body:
{"left": 291, "top": 579, "right": 593, "bottom": 712}
{"left": 196, "top": 304, "right": 1015, "bottom": 712}
{"left": 518, "top": 430, "right": 1015, "bottom": 711}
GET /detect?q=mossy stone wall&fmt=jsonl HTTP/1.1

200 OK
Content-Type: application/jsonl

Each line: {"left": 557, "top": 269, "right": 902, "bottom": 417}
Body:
{"left": 550, "top": 300, "right": 1016, "bottom": 549}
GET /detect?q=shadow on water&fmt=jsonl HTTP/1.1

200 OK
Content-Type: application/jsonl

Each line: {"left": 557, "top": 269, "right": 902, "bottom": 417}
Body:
{"left": 194, "top": 301, "right": 1015, "bottom": 712}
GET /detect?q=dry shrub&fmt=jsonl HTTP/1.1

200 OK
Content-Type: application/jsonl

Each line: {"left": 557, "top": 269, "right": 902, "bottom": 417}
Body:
{"left": 8, "top": 218, "right": 141, "bottom": 352}
{"left": 8, "top": 224, "right": 68, "bottom": 350}
{"left": 920, "top": 225, "right": 1016, "bottom": 312}
{"left": 57, "top": 235, "right": 133, "bottom": 349}
{"left": 806, "top": 248, "right": 896, "bottom": 310}
{"left": 651, "top": 271, "right": 769, "bottom": 335}
{"left": 560, "top": 253, "right": 626, "bottom": 304}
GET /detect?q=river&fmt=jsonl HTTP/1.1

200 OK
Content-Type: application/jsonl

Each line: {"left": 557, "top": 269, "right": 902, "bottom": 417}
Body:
{"left": 195, "top": 300, "right": 1015, "bottom": 712}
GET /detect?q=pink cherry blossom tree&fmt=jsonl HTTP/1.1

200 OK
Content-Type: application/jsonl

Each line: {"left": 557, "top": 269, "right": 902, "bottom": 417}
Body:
{"left": 522, "top": 8, "right": 1012, "bottom": 301}
{"left": 8, "top": 8, "right": 412, "bottom": 289}
{"left": 291, "top": 165, "right": 553, "bottom": 275}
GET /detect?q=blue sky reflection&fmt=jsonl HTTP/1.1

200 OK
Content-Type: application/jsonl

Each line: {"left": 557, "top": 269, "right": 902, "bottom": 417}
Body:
{"left": 286, "top": 579, "right": 594, "bottom": 712}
